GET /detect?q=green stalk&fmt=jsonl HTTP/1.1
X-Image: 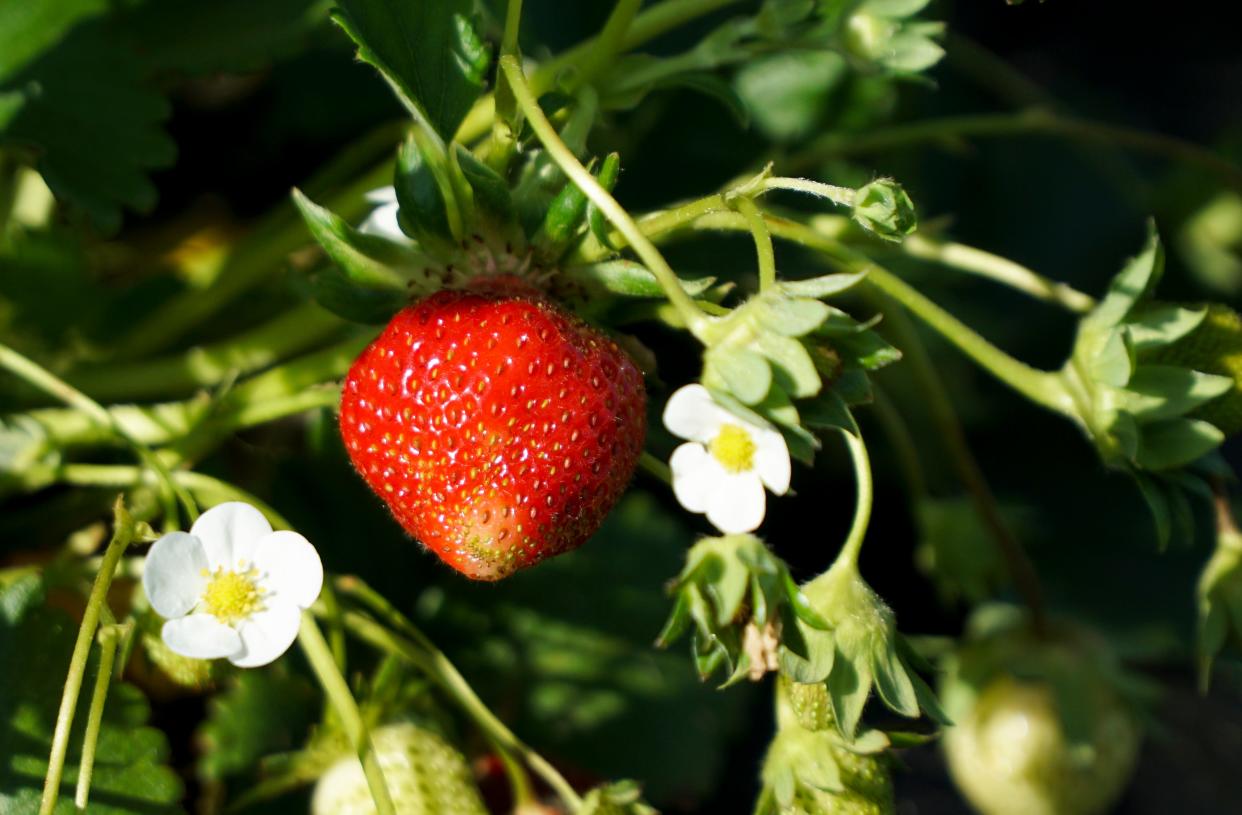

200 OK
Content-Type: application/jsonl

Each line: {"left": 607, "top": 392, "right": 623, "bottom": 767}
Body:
{"left": 787, "top": 109, "right": 1242, "bottom": 191}
{"left": 571, "top": 0, "right": 644, "bottom": 89}
{"left": 332, "top": 576, "right": 583, "bottom": 811}
{"left": 733, "top": 196, "right": 776, "bottom": 291}
{"left": 298, "top": 614, "right": 396, "bottom": 815}
{"left": 501, "top": 55, "right": 708, "bottom": 337}
{"left": 69, "top": 302, "right": 346, "bottom": 401}
{"left": 40, "top": 500, "right": 136, "bottom": 815}
{"left": 639, "top": 450, "right": 672, "bottom": 485}
{"left": 0, "top": 343, "right": 198, "bottom": 523}
{"left": 873, "top": 299, "right": 1048, "bottom": 631}
{"left": 761, "top": 176, "right": 855, "bottom": 209}
{"left": 73, "top": 622, "right": 129, "bottom": 811}
{"left": 832, "top": 410, "right": 873, "bottom": 571}
{"left": 114, "top": 155, "right": 391, "bottom": 360}
{"left": 900, "top": 234, "right": 1095, "bottom": 313}
{"left": 488, "top": 0, "right": 524, "bottom": 174}
{"left": 456, "top": 0, "right": 745, "bottom": 144}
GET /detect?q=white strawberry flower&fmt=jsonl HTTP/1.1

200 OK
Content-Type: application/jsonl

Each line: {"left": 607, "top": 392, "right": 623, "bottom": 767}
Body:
{"left": 663, "top": 384, "right": 791, "bottom": 534}
{"left": 357, "top": 186, "right": 405, "bottom": 242}
{"left": 141, "top": 502, "right": 323, "bottom": 668}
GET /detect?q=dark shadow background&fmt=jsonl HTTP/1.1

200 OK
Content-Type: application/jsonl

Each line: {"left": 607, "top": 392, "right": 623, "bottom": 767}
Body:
{"left": 5, "top": 1, "right": 1242, "bottom": 813}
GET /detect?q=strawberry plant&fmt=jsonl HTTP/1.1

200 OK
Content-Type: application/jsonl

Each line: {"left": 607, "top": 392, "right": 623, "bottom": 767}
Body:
{"left": 2, "top": 1, "right": 1242, "bottom": 814}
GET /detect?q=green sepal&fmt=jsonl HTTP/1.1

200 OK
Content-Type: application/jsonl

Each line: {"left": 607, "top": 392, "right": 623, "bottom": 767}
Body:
{"left": 661, "top": 534, "right": 826, "bottom": 684}
{"left": 705, "top": 346, "right": 772, "bottom": 405}
{"left": 577, "top": 780, "right": 658, "bottom": 815}
{"left": 1126, "top": 303, "right": 1208, "bottom": 351}
{"left": 757, "top": 334, "right": 821, "bottom": 399}
{"left": 587, "top": 152, "right": 622, "bottom": 250}
{"left": 778, "top": 271, "right": 868, "bottom": 299}
{"left": 1135, "top": 417, "right": 1223, "bottom": 471}
{"left": 292, "top": 188, "right": 433, "bottom": 323}
{"left": 756, "top": 297, "right": 832, "bottom": 337}
{"left": 1123, "top": 366, "right": 1233, "bottom": 421}
{"left": 394, "top": 132, "right": 459, "bottom": 252}
{"left": 452, "top": 144, "right": 517, "bottom": 241}
{"left": 851, "top": 179, "right": 917, "bottom": 242}
{"left": 562, "top": 260, "right": 716, "bottom": 300}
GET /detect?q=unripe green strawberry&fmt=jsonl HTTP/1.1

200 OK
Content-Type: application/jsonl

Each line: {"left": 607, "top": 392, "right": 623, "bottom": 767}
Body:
{"left": 1148, "top": 303, "right": 1242, "bottom": 434}
{"left": 943, "top": 675, "right": 1140, "bottom": 815}
{"left": 311, "top": 723, "right": 486, "bottom": 815}
{"left": 786, "top": 679, "right": 834, "bottom": 732}
{"left": 339, "top": 276, "right": 646, "bottom": 580}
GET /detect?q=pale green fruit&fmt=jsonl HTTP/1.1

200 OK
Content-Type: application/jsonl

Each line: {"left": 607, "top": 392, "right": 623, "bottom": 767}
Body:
{"left": 311, "top": 723, "right": 487, "bottom": 815}
{"left": 944, "top": 676, "right": 1140, "bottom": 815}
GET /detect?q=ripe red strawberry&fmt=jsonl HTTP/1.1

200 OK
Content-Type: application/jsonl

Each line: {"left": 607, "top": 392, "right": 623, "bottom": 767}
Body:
{"left": 339, "top": 277, "right": 646, "bottom": 580}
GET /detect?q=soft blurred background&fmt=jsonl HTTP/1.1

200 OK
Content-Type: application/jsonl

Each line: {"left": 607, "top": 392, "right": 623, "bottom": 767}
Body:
{"left": 3, "top": 1, "right": 1242, "bottom": 812}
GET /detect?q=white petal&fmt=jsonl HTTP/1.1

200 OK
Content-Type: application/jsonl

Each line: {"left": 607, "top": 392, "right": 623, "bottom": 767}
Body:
{"left": 663, "top": 384, "right": 725, "bottom": 443}
{"left": 670, "top": 443, "right": 727, "bottom": 513}
{"left": 230, "top": 602, "right": 302, "bottom": 668}
{"left": 253, "top": 531, "right": 324, "bottom": 609}
{"left": 162, "top": 614, "right": 242, "bottom": 660}
{"left": 753, "top": 427, "right": 792, "bottom": 495}
{"left": 364, "top": 186, "right": 397, "bottom": 205}
{"left": 358, "top": 202, "right": 405, "bottom": 242}
{"left": 191, "top": 502, "right": 273, "bottom": 571}
{"left": 142, "top": 532, "right": 208, "bottom": 619}
{"left": 706, "top": 472, "right": 767, "bottom": 534}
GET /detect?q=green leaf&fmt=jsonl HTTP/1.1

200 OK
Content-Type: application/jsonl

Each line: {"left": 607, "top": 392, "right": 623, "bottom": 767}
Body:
{"left": 1136, "top": 417, "right": 1224, "bottom": 470}
{"left": 196, "top": 668, "right": 316, "bottom": 781}
{"left": 0, "top": 90, "right": 24, "bottom": 130}
{"left": 0, "top": 0, "right": 106, "bottom": 81}
{"left": 332, "top": 0, "right": 489, "bottom": 140}
{"left": 1124, "top": 366, "right": 1233, "bottom": 421}
{"left": 0, "top": 579, "right": 184, "bottom": 814}
{"left": 734, "top": 51, "right": 846, "bottom": 142}
{"left": 706, "top": 347, "right": 772, "bottom": 405}
{"left": 1, "top": 21, "right": 175, "bottom": 231}
{"left": 116, "top": 0, "right": 329, "bottom": 76}
{"left": 757, "top": 334, "right": 821, "bottom": 398}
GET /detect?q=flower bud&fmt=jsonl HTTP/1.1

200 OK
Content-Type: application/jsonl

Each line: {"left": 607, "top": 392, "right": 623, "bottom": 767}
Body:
{"left": 851, "top": 180, "right": 917, "bottom": 242}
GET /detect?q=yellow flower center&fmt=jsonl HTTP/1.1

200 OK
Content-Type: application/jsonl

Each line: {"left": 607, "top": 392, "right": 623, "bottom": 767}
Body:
{"left": 200, "top": 566, "right": 263, "bottom": 625}
{"left": 709, "top": 424, "right": 757, "bottom": 473}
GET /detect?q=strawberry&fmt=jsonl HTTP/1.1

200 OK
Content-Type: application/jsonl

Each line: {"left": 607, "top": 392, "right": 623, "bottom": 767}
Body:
{"left": 339, "top": 276, "right": 646, "bottom": 580}
{"left": 312, "top": 722, "right": 487, "bottom": 815}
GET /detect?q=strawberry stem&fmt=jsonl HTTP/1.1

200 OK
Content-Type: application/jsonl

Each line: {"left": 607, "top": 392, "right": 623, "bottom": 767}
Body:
{"left": 830, "top": 408, "right": 874, "bottom": 573}
{"left": 299, "top": 614, "right": 397, "bottom": 815}
{"left": 499, "top": 55, "right": 711, "bottom": 339}
{"left": 733, "top": 195, "right": 777, "bottom": 292}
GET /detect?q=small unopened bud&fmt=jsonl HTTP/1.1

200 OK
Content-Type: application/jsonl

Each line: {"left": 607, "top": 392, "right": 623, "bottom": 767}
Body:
{"left": 852, "top": 179, "right": 917, "bottom": 242}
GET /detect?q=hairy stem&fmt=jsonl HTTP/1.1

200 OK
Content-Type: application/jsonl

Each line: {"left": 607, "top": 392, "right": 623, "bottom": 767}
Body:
{"left": 788, "top": 109, "right": 1242, "bottom": 191}
{"left": 900, "top": 234, "right": 1095, "bottom": 313}
{"left": 501, "top": 55, "right": 708, "bottom": 336}
{"left": 0, "top": 343, "right": 198, "bottom": 523}
{"left": 298, "top": 614, "right": 395, "bottom": 815}
{"left": 832, "top": 410, "right": 873, "bottom": 571}
{"left": 734, "top": 196, "right": 777, "bottom": 291}
{"left": 333, "top": 576, "right": 583, "bottom": 811}
{"left": 73, "top": 622, "right": 127, "bottom": 811}
{"left": 40, "top": 499, "right": 136, "bottom": 815}
{"left": 572, "top": 0, "right": 644, "bottom": 89}
{"left": 875, "top": 302, "right": 1049, "bottom": 633}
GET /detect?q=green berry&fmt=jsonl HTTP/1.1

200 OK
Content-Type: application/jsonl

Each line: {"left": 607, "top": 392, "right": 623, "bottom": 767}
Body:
{"left": 311, "top": 722, "right": 487, "bottom": 815}
{"left": 943, "top": 676, "right": 1140, "bottom": 815}
{"left": 1148, "top": 303, "right": 1242, "bottom": 435}
{"left": 786, "top": 680, "right": 835, "bottom": 732}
